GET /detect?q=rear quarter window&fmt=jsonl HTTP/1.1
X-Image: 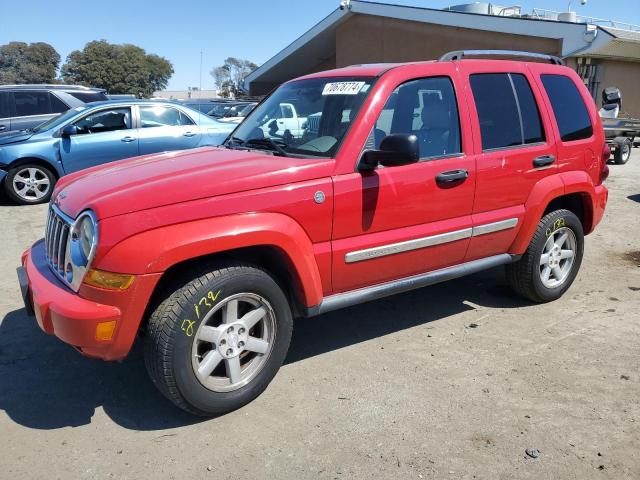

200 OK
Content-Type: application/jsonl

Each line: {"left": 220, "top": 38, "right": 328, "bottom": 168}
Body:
{"left": 67, "top": 91, "right": 109, "bottom": 103}
{"left": 541, "top": 74, "right": 593, "bottom": 142}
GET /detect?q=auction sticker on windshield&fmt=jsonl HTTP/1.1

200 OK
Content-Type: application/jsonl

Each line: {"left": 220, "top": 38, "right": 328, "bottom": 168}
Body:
{"left": 322, "top": 81, "right": 366, "bottom": 95}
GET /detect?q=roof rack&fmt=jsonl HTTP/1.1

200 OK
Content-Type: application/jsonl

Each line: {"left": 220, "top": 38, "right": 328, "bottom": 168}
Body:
{"left": 439, "top": 50, "right": 565, "bottom": 65}
{"left": 0, "top": 84, "right": 106, "bottom": 91}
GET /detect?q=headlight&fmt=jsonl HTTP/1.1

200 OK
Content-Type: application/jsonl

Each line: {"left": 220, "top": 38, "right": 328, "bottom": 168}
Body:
{"left": 69, "top": 210, "right": 98, "bottom": 271}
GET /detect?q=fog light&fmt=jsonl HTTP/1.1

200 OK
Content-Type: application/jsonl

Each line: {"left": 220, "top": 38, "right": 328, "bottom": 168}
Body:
{"left": 95, "top": 320, "right": 117, "bottom": 341}
{"left": 84, "top": 269, "right": 135, "bottom": 290}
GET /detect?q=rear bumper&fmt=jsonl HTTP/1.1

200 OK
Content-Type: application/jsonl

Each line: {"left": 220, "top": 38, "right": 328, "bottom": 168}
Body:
{"left": 592, "top": 185, "right": 608, "bottom": 232}
{"left": 21, "top": 240, "right": 161, "bottom": 360}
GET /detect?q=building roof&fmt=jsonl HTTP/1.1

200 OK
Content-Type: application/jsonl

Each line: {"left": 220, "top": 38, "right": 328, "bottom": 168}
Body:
{"left": 246, "top": 0, "right": 640, "bottom": 90}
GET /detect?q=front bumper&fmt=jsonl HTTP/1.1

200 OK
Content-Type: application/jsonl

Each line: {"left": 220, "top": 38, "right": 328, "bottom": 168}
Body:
{"left": 20, "top": 240, "right": 161, "bottom": 360}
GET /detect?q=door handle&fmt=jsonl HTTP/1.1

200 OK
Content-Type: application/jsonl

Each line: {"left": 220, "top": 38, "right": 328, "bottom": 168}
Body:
{"left": 533, "top": 154, "right": 555, "bottom": 167}
{"left": 121, "top": 136, "right": 136, "bottom": 143}
{"left": 183, "top": 131, "right": 197, "bottom": 137}
{"left": 0, "top": 125, "right": 6, "bottom": 131}
{"left": 436, "top": 169, "right": 468, "bottom": 185}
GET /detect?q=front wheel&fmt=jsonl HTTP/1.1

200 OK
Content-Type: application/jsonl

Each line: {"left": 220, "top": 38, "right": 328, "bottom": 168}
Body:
{"left": 507, "top": 209, "right": 584, "bottom": 303}
{"left": 4, "top": 164, "right": 56, "bottom": 205}
{"left": 144, "top": 263, "right": 293, "bottom": 416}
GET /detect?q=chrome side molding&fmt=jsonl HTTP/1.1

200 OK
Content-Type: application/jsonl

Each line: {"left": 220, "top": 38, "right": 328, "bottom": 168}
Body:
{"left": 307, "top": 253, "right": 517, "bottom": 317}
{"left": 345, "top": 228, "right": 472, "bottom": 264}
{"left": 472, "top": 218, "right": 519, "bottom": 237}
{"left": 345, "top": 218, "right": 518, "bottom": 263}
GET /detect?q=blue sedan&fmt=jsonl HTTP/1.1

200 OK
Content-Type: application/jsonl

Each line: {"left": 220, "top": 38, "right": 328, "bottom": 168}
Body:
{"left": 0, "top": 100, "right": 236, "bottom": 204}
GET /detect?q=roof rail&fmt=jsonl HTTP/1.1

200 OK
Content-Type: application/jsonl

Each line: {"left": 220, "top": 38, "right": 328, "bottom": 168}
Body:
{"left": 439, "top": 50, "right": 565, "bottom": 65}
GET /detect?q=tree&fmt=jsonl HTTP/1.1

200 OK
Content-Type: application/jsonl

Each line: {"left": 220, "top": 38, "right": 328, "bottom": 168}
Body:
{"left": 0, "top": 42, "right": 60, "bottom": 84}
{"left": 61, "top": 40, "right": 173, "bottom": 97}
{"left": 210, "top": 57, "right": 257, "bottom": 97}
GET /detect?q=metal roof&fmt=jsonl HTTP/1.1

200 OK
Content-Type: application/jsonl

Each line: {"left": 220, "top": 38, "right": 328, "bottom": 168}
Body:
{"left": 245, "top": 0, "right": 640, "bottom": 90}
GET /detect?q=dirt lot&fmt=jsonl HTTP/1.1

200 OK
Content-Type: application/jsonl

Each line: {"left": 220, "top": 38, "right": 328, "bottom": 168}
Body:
{"left": 0, "top": 157, "right": 638, "bottom": 480}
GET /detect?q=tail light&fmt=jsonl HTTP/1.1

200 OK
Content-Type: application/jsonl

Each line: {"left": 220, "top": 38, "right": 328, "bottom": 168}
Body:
{"left": 598, "top": 144, "right": 610, "bottom": 185}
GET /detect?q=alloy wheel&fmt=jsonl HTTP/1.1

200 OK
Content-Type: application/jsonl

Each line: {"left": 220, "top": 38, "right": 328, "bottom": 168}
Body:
{"left": 539, "top": 227, "right": 577, "bottom": 288}
{"left": 191, "top": 293, "right": 276, "bottom": 392}
{"left": 12, "top": 167, "right": 51, "bottom": 201}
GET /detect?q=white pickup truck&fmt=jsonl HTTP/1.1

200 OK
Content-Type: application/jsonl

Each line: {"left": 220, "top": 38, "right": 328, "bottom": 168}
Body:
{"left": 261, "top": 103, "right": 307, "bottom": 138}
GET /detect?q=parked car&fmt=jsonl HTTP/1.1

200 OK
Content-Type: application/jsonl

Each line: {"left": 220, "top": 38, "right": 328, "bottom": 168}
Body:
{"left": 0, "top": 84, "right": 108, "bottom": 132}
{"left": 18, "top": 51, "right": 609, "bottom": 416}
{"left": 0, "top": 100, "right": 233, "bottom": 204}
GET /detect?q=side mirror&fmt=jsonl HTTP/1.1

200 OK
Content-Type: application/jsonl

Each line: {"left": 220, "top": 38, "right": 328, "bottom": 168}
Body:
{"left": 61, "top": 125, "right": 78, "bottom": 137}
{"left": 358, "top": 134, "right": 419, "bottom": 171}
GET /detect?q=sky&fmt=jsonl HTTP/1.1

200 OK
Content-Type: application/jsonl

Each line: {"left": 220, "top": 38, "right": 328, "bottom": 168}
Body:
{"left": 1, "top": 0, "right": 639, "bottom": 90}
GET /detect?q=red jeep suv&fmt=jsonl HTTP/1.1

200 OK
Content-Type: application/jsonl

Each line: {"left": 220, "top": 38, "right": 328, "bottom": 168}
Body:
{"left": 18, "top": 51, "right": 609, "bottom": 415}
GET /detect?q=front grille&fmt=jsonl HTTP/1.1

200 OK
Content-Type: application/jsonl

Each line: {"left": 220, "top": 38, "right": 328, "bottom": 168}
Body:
{"left": 45, "top": 206, "right": 72, "bottom": 280}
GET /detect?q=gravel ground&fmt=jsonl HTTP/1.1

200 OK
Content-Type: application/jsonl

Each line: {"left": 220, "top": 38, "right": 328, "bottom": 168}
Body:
{"left": 0, "top": 155, "right": 638, "bottom": 480}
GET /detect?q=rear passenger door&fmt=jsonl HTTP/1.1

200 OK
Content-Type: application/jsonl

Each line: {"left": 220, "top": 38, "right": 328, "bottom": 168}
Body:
{"left": 137, "top": 105, "right": 201, "bottom": 154}
{"left": 461, "top": 65, "right": 558, "bottom": 261}
{"left": 331, "top": 72, "right": 476, "bottom": 292}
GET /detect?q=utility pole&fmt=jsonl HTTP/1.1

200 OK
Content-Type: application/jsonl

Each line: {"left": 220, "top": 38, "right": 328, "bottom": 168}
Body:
{"left": 199, "top": 51, "right": 203, "bottom": 95}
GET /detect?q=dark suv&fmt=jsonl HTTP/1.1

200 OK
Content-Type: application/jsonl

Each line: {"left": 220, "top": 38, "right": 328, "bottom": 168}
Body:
{"left": 0, "top": 85, "right": 108, "bottom": 132}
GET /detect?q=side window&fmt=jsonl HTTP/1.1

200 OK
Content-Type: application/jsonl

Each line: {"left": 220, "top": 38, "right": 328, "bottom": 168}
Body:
{"left": 139, "top": 106, "right": 193, "bottom": 128}
{"left": 541, "top": 74, "right": 593, "bottom": 142}
{"left": 49, "top": 93, "right": 69, "bottom": 114}
{"left": 66, "top": 91, "right": 109, "bottom": 103}
{"left": 74, "top": 108, "right": 132, "bottom": 134}
{"left": 511, "top": 75, "right": 545, "bottom": 144}
{"left": 470, "top": 74, "right": 522, "bottom": 150}
{"left": 14, "top": 91, "right": 50, "bottom": 117}
{"left": 373, "top": 76, "right": 461, "bottom": 159}
{"left": 470, "top": 73, "right": 546, "bottom": 150}
{"left": 281, "top": 104, "right": 294, "bottom": 119}
{"left": 0, "top": 92, "right": 11, "bottom": 118}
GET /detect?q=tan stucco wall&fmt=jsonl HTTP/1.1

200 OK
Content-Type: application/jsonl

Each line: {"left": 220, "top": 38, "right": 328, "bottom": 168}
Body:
{"left": 335, "top": 15, "right": 562, "bottom": 66}
{"left": 597, "top": 59, "right": 640, "bottom": 118}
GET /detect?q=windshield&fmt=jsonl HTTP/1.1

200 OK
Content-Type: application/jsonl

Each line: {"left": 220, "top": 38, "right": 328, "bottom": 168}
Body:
{"left": 31, "top": 106, "right": 88, "bottom": 133}
{"left": 227, "top": 77, "right": 375, "bottom": 157}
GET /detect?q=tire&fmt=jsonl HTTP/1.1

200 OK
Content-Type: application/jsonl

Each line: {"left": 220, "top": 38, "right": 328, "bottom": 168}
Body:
{"left": 507, "top": 209, "right": 584, "bottom": 303}
{"left": 4, "top": 164, "right": 56, "bottom": 205}
{"left": 144, "top": 263, "right": 293, "bottom": 416}
{"left": 613, "top": 139, "right": 632, "bottom": 165}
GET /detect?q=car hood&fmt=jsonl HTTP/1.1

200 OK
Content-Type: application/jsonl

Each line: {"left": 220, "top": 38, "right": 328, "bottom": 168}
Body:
{"left": 0, "top": 130, "right": 34, "bottom": 145}
{"left": 53, "top": 146, "right": 334, "bottom": 219}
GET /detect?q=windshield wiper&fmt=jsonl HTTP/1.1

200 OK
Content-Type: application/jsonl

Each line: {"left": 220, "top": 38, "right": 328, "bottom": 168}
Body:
{"left": 245, "top": 137, "right": 289, "bottom": 157}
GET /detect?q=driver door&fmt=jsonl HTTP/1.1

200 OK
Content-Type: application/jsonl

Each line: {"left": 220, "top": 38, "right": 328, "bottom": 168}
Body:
{"left": 331, "top": 74, "right": 477, "bottom": 292}
{"left": 59, "top": 107, "right": 138, "bottom": 173}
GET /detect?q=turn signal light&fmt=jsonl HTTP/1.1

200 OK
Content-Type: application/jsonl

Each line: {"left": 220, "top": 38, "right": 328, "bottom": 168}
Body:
{"left": 84, "top": 269, "right": 135, "bottom": 290}
{"left": 96, "top": 320, "right": 117, "bottom": 341}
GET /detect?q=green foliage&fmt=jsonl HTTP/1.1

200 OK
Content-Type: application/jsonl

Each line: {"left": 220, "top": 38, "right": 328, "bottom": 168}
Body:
{"left": 61, "top": 40, "right": 173, "bottom": 97}
{"left": 211, "top": 57, "right": 258, "bottom": 97}
{"left": 0, "top": 42, "right": 60, "bottom": 84}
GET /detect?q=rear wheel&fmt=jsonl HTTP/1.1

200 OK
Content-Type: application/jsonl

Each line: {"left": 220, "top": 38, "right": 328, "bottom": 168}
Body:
{"left": 614, "top": 139, "right": 632, "bottom": 164}
{"left": 144, "top": 263, "right": 293, "bottom": 416}
{"left": 4, "top": 164, "right": 55, "bottom": 205}
{"left": 507, "top": 209, "right": 584, "bottom": 303}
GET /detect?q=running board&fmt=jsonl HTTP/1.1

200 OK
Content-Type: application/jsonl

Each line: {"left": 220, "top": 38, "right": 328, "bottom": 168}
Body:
{"left": 305, "top": 254, "right": 517, "bottom": 317}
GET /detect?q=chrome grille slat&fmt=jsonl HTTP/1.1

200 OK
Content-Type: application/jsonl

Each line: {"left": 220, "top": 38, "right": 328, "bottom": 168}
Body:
{"left": 44, "top": 205, "right": 73, "bottom": 283}
{"left": 58, "top": 225, "right": 69, "bottom": 272}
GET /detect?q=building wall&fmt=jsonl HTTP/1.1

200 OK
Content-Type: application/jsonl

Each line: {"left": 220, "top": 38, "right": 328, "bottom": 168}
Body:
{"left": 597, "top": 59, "right": 640, "bottom": 118}
{"left": 335, "top": 15, "right": 562, "bottom": 66}
{"left": 153, "top": 89, "right": 219, "bottom": 100}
